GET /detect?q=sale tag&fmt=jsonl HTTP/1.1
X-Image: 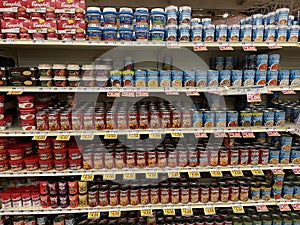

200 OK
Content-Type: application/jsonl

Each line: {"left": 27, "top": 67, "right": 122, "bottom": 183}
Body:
{"left": 32, "top": 135, "right": 47, "bottom": 141}
{"left": 181, "top": 207, "right": 193, "bottom": 216}
{"left": 123, "top": 172, "right": 136, "bottom": 180}
{"left": 141, "top": 208, "right": 153, "bottom": 217}
{"left": 279, "top": 203, "right": 291, "bottom": 211}
{"left": 195, "top": 131, "right": 208, "bottom": 138}
{"left": 136, "top": 90, "right": 149, "bottom": 97}
{"left": 228, "top": 132, "right": 241, "bottom": 138}
{"left": 7, "top": 90, "right": 23, "bottom": 95}
{"left": 81, "top": 174, "right": 94, "bottom": 181}
{"left": 272, "top": 168, "right": 285, "bottom": 175}
{"left": 56, "top": 135, "right": 70, "bottom": 141}
{"left": 163, "top": 207, "right": 176, "bottom": 215}
{"left": 256, "top": 204, "right": 268, "bottom": 212}
{"left": 242, "top": 131, "right": 255, "bottom": 138}
{"left": 149, "top": 132, "right": 162, "bottom": 139}
{"left": 204, "top": 207, "right": 216, "bottom": 215}
{"left": 293, "top": 168, "right": 300, "bottom": 174}
{"left": 127, "top": 132, "right": 140, "bottom": 139}
{"left": 80, "top": 134, "right": 94, "bottom": 140}
{"left": 292, "top": 203, "right": 300, "bottom": 210}
{"left": 146, "top": 172, "right": 158, "bottom": 179}
{"left": 242, "top": 43, "right": 257, "bottom": 51}
{"left": 88, "top": 212, "right": 100, "bottom": 219}
{"left": 107, "top": 91, "right": 120, "bottom": 97}
{"left": 247, "top": 92, "right": 261, "bottom": 102}
{"left": 122, "top": 91, "right": 135, "bottom": 97}
{"left": 171, "top": 131, "right": 184, "bottom": 138}
{"left": 210, "top": 170, "right": 223, "bottom": 177}
{"left": 267, "top": 43, "right": 282, "bottom": 49}
{"left": 167, "top": 41, "right": 180, "bottom": 49}
{"left": 232, "top": 205, "right": 245, "bottom": 213}
{"left": 109, "top": 210, "right": 121, "bottom": 217}
{"left": 193, "top": 42, "right": 207, "bottom": 51}
{"left": 214, "top": 132, "right": 227, "bottom": 138}
{"left": 168, "top": 171, "right": 181, "bottom": 178}
{"left": 231, "top": 169, "right": 244, "bottom": 177}
{"left": 219, "top": 43, "right": 233, "bottom": 51}
{"left": 186, "top": 90, "right": 200, "bottom": 96}
{"left": 103, "top": 173, "right": 116, "bottom": 180}
{"left": 267, "top": 131, "right": 281, "bottom": 137}
{"left": 104, "top": 131, "right": 118, "bottom": 139}
{"left": 282, "top": 89, "right": 296, "bottom": 95}
{"left": 165, "top": 87, "right": 179, "bottom": 95}
{"left": 188, "top": 171, "right": 201, "bottom": 178}
{"left": 251, "top": 168, "right": 264, "bottom": 176}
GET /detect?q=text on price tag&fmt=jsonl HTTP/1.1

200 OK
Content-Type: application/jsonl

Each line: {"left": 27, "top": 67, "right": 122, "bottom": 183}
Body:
{"left": 171, "top": 131, "right": 184, "bottom": 138}
{"left": 231, "top": 169, "right": 244, "bottom": 177}
{"left": 163, "top": 208, "right": 176, "bottom": 215}
{"left": 80, "top": 134, "right": 94, "bottom": 140}
{"left": 292, "top": 203, "right": 300, "bottom": 210}
{"left": 204, "top": 206, "right": 216, "bottom": 215}
{"left": 267, "top": 131, "right": 281, "bottom": 137}
{"left": 186, "top": 90, "right": 200, "bottom": 96}
{"left": 167, "top": 41, "right": 180, "bottom": 49}
{"left": 123, "top": 172, "right": 136, "bottom": 180}
{"left": 32, "top": 135, "right": 47, "bottom": 141}
{"left": 103, "top": 173, "right": 116, "bottom": 180}
{"left": 228, "top": 132, "right": 241, "bottom": 138}
{"left": 251, "top": 168, "right": 264, "bottom": 176}
{"left": 214, "top": 132, "right": 227, "bottom": 138}
{"left": 195, "top": 131, "right": 208, "bottom": 138}
{"left": 256, "top": 204, "right": 268, "bottom": 212}
{"left": 149, "top": 132, "right": 162, "bottom": 139}
{"left": 56, "top": 135, "right": 70, "bottom": 141}
{"left": 293, "top": 168, "right": 300, "bottom": 174}
{"left": 272, "top": 168, "right": 285, "bottom": 175}
{"left": 193, "top": 42, "right": 207, "bottom": 51}
{"left": 146, "top": 172, "right": 158, "bottom": 179}
{"left": 279, "top": 203, "right": 291, "bottom": 211}
{"left": 219, "top": 43, "right": 233, "bottom": 51}
{"left": 242, "top": 44, "right": 257, "bottom": 52}
{"left": 109, "top": 210, "right": 121, "bottom": 217}
{"left": 7, "top": 90, "right": 23, "bottom": 95}
{"left": 181, "top": 207, "right": 193, "bottom": 216}
{"left": 247, "top": 92, "right": 261, "bottom": 102}
{"left": 122, "top": 91, "right": 135, "bottom": 97}
{"left": 88, "top": 212, "right": 100, "bottom": 219}
{"left": 141, "top": 208, "right": 152, "bottom": 216}
{"left": 232, "top": 205, "right": 245, "bottom": 213}
{"left": 282, "top": 89, "right": 296, "bottom": 95}
{"left": 188, "top": 171, "right": 201, "bottom": 178}
{"left": 107, "top": 91, "right": 120, "bottom": 97}
{"left": 242, "top": 131, "right": 255, "bottom": 138}
{"left": 210, "top": 170, "right": 223, "bottom": 177}
{"left": 168, "top": 171, "right": 181, "bottom": 178}
{"left": 136, "top": 90, "right": 149, "bottom": 97}
{"left": 81, "top": 174, "right": 94, "bottom": 181}
{"left": 267, "top": 43, "right": 282, "bottom": 49}
{"left": 127, "top": 132, "right": 140, "bottom": 139}
{"left": 104, "top": 132, "right": 118, "bottom": 139}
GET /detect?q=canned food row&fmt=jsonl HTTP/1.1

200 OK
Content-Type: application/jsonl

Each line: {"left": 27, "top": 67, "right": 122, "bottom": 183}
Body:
{"left": 273, "top": 100, "right": 300, "bottom": 123}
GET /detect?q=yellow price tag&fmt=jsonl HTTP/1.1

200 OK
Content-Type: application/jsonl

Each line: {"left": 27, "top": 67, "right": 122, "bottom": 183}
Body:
{"left": 103, "top": 173, "right": 116, "bottom": 180}
{"left": 230, "top": 170, "right": 243, "bottom": 177}
{"left": 210, "top": 170, "right": 223, "bottom": 177}
{"left": 109, "top": 210, "right": 121, "bottom": 217}
{"left": 88, "top": 212, "right": 100, "bottom": 219}
{"left": 32, "top": 135, "right": 47, "bottom": 141}
{"left": 141, "top": 208, "right": 153, "bottom": 217}
{"left": 56, "top": 135, "right": 70, "bottom": 141}
{"left": 251, "top": 169, "right": 264, "bottom": 176}
{"left": 81, "top": 174, "right": 94, "bottom": 181}
{"left": 232, "top": 205, "right": 245, "bottom": 213}
{"left": 188, "top": 171, "right": 201, "bottom": 178}
{"left": 163, "top": 208, "right": 175, "bottom": 215}
{"left": 7, "top": 90, "right": 23, "bottom": 95}
{"left": 168, "top": 172, "right": 181, "bottom": 178}
{"left": 204, "top": 207, "right": 216, "bottom": 215}
{"left": 146, "top": 172, "right": 158, "bottom": 179}
{"left": 171, "top": 131, "right": 184, "bottom": 138}
{"left": 149, "top": 133, "right": 162, "bottom": 139}
{"left": 104, "top": 132, "right": 118, "bottom": 139}
{"left": 127, "top": 133, "right": 140, "bottom": 139}
{"left": 123, "top": 172, "right": 136, "bottom": 180}
{"left": 80, "top": 134, "right": 94, "bottom": 140}
{"left": 181, "top": 207, "right": 193, "bottom": 216}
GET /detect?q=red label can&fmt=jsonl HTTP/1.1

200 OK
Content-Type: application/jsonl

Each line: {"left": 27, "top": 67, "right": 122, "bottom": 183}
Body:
{"left": 94, "top": 111, "right": 105, "bottom": 130}
{"left": 161, "top": 110, "right": 171, "bottom": 128}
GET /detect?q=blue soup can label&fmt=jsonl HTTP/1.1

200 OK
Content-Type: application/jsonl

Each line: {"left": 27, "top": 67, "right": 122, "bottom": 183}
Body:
{"left": 267, "top": 70, "right": 278, "bottom": 86}
{"left": 274, "top": 110, "right": 285, "bottom": 126}
{"left": 231, "top": 70, "right": 242, "bottom": 87}
{"left": 281, "top": 135, "right": 293, "bottom": 150}
{"left": 123, "top": 70, "right": 134, "bottom": 87}
{"left": 203, "top": 111, "right": 214, "bottom": 127}
{"left": 147, "top": 70, "right": 159, "bottom": 87}
{"left": 215, "top": 111, "right": 226, "bottom": 127}
{"left": 135, "top": 70, "right": 147, "bottom": 87}
{"left": 291, "top": 147, "right": 300, "bottom": 164}
{"left": 290, "top": 70, "right": 300, "bottom": 86}
{"left": 195, "top": 70, "right": 207, "bottom": 87}
{"left": 243, "top": 70, "right": 255, "bottom": 86}
{"left": 278, "top": 70, "right": 290, "bottom": 86}
{"left": 110, "top": 70, "right": 122, "bottom": 87}
{"left": 255, "top": 70, "right": 267, "bottom": 85}
{"left": 280, "top": 149, "right": 291, "bottom": 164}
{"left": 269, "top": 149, "right": 280, "bottom": 164}
{"left": 219, "top": 70, "right": 231, "bottom": 87}
{"left": 268, "top": 54, "right": 280, "bottom": 70}
{"left": 256, "top": 54, "right": 268, "bottom": 70}
{"left": 184, "top": 70, "right": 195, "bottom": 87}
{"left": 171, "top": 70, "right": 183, "bottom": 87}
{"left": 207, "top": 70, "right": 219, "bottom": 87}
{"left": 227, "top": 111, "right": 238, "bottom": 127}
{"left": 240, "top": 25, "right": 252, "bottom": 42}
{"left": 192, "top": 111, "right": 203, "bottom": 127}
{"left": 263, "top": 110, "right": 274, "bottom": 126}
{"left": 160, "top": 70, "right": 172, "bottom": 87}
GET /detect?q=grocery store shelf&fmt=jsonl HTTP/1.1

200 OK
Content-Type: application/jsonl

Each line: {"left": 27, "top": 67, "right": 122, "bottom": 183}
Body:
{"left": 0, "top": 164, "right": 298, "bottom": 178}
{"left": 0, "top": 40, "right": 299, "bottom": 49}
{"left": 0, "top": 124, "right": 294, "bottom": 137}
{"left": 0, "top": 199, "right": 298, "bottom": 215}
{"left": 1, "top": 86, "right": 300, "bottom": 95}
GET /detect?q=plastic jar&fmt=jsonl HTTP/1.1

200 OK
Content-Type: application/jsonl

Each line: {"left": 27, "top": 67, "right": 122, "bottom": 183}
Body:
{"left": 135, "top": 8, "right": 149, "bottom": 25}
{"left": 39, "top": 159, "right": 53, "bottom": 171}
{"left": 53, "top": 148, "right": 68, "bottom": 160}
{"left": 102, "top": 27, "right": 117, "bottom": 41}
{"left": 17, "top": 95, "right": 35, "bottom": 109}
{"left": 0, "top": 159, "right": 9, "bottom": 172}
{"left": 52, "top": 64, "right": 67, "bottom": 77}
{"left": 119, "top": 7, "right": 134, "bottom": 26}
{"left": 119, "top": 27, "right": 133, "bottom": 41}
{"left": 150, "top": 28, "right": 165, "bottom": 41}
{"left": 103, "top": 7, "right": 117, "bottom": 25}
{"left": 69, "top": 158, "right": 82, "bottom": 170}
{"left": 38, "top": 64, "right": 53, "bottom": 77}
{"left": 24, "top": 156, "right": 39, "bottom": 171}
{"left": 54, "top": 159, "right": 68, "bottom": 171}
{"left": 86, "top": 7, "right": 101, "bottom": 24}
{"left": 8, "top": 148, "right": 24, "bottom": 160}
{"left": 9, "top": 159, "right": 24, "bottom": 172}
{"left": 151, "top": 8, "right": 165, "bottom": 27}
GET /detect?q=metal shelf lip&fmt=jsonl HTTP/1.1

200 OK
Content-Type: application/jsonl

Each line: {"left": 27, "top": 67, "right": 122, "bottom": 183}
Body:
{"left": 0, "top": 164, "right": 298, "bottom": 178}
{"left": 0, "top": 199, "right": 298, "bottom": 215}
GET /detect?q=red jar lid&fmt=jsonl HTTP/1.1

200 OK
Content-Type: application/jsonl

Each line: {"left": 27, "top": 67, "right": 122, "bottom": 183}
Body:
{"left": 39, "top": 158, "right": 53, "bottom": 164}
{"left": 54, "top": 158, "right": 68, "bottom": 164}
{"left": 8, "top": 148, "right": 24, "bottom": 154}
{"left": 24, "top": 156, "right": 39, "bottom": 164}
{"left": 0, "top": 159, "right": 8, "bottom": 165}
{"left": 0, "top": 192, "right": 11, "bottom": 200}
{"left": 9, "top": 159, "right": 24, "bottom": 164}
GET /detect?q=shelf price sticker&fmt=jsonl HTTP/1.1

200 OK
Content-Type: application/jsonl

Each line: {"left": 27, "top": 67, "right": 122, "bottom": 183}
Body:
{"left": 123, "top": 171, "right": 136, "bottom": 180}
{"left": 256, "top": 204, "right": 268, "bottom": 212}
{"left": 186, "top": 88, "right": 200, "bottom": 96}
{"left": 219, "top": 42, "right": 233, "bottom": 51}
{"left": 140, "top": 207, "right": 153, "bottom": 217}
{"left": 228, "top": 132, "right": 241, "bottom": 138}
{"left": 136, "top": 89, "right": 149, "bottom": 97}
{"left": 127, "top": 132, "right": 140, "bottom": 139}
{"left": 293, "top": 168, "right": 300, "bottom": 174}
{"left": 149, "top": 132, "right": 162, "bottom": 139}
{"left": 146, "top": 171, "right": 158, "bottom": 179}
{"left": 204, "top": 206, "right": 216, "bottom": 215}
{"left": 165, "top": 87, "right": 179, "bottom": 95}
{"left": 56, "top": 134, "right": 70, "bottom": 141}
{"left": 267, "top": 131, "right": 281, "bottom": 137}
{"left": 231, "top": 169, "right": 243, "bottom": 177}
{"left": 163, "top": 207, "right": 176, "bottom": 215}
{"left": 168, "top": 171, "right": 181, "bottom": 178}
{"left": 242, "top": 131, "right": 255, "bottom": 138}
{"left": 181, "top": 206, "right": 193, "bottom": 216}
{"left": 247, "top": 92, "right": 261, "bottom": 102}
{"left": 272, "top": 168, "right": 285, "bottom": 175}
{"left": 81, "top": 174, "right": 94, "bottom": 181}
{"left": 103, "top": 173, "right": 116, "bottom": 180}
{"left": 80, "top": 134, "right": 95, "bottom": 140}
{"left": 214, "top": 132, "right": 227, "bottom": 138}
{"left": 292, "top": 203, "right": 300, "bottom": 210}
{"left": 167, "top": 41, "right": 180, "bottom": 49}
{"left": 251, "top": 168, "right": 264, "bottom": 176}
{"left": 188, "top": 171, "right": 201, "bottom": 178}
{"left": 122, "top": 89, "right": 135, "bottom": 97}
{"left": 193, "top": 42, "right": 208, "bottom": 51}
{"left": 109, "top": 209, "right": 121, "bottom": 217}
{"left": 232, "top": 205, "right": 245, "bottom": 214}
{"left": 267, "top": 43, "right": 282, "bottom": 49}
{"left": 171, "top": 131, "right": 184, "bottom": 138}
{"left": 7, "top": 88, "right": 23, "bottom": 95}
{"left": 210, "top": 169, "right": 223, "bottom": 177}
{"left": 88, "top": 212, "right": 100, "bottom": 219}
{"left": 195, "top": 131, "right": 208, "bottom": 138}
{"left": 104, "top": 131, "right": 118, "bottom": 139}
{"left": 279, "top": 203, "right": 291, "bottom": 211}
{"left": 107, "top": 91, "right": 120, "bottom": 97}
{"left": 32, "top": 135, "right": 47, "bottom": 141}
{"left": 242, "top": 43, "right": 257, "bottom": 51}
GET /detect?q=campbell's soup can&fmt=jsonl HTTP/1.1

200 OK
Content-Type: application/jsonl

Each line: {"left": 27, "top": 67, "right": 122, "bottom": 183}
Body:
{"left": 274, "top": 110, "right": 285, "bottom": 126}
{"left": 267, "top": 70, "right": 278, "bottom": 86}
{"left": 192, "top": 111, "right": 203, "bottom": 127}
{"left": 252, "top": 111, "right": 263, "bottom": 126}
{"left": 263, "top": 110, "right": 274, "bottom": 126}
{"left": 255, "top": 70, "right": 267, "bottom": 85}
{"left": 199, "top": 148, "right": 208, "bottom": 166}
{"left": 256, "top": 54, "right": 268, "bottom": 70}
{"left": 227, "top": 111, "right": 238, "bottom": 127}
{"left": 259, "top": 146, "right": 269, "bottom": 164}
{"left": 239, "top": 147, "right": 249, "bottom": 165}
{"left": 207, "top": 70, "right": 219, "bottom": 87}
{"left": 278, "top": 70, "right": 290, "bottom": 86}
{"left": 161, "top": 110, "right": 171, "bottom": 128}
{"left": 203, "top": 111, "right": 214, "bottom": 128}
{"left": 171, "top": 110, "right": 181, "bottom": 128}
{"left": 268, "top": 54, "right": 280, "bottom": 70}
{"left": 290, "top": 70, "right": 300, "bottom": 86}
{"left": 249, "top": 148, "right": 260, "bottom": 165}
{"left": 231, "top": 70, "right": 242, "bottom": 87}
{"left": 215, "top": 111, "right": 226, "bottom": 127}
{"left": 229, "top": 148, "right": 239, "bottom": 165}
{"left": 219, "top": 70, "right": 231, "bottom": 87}
{"left": 240, "top": 110, "right": 252, "bottom": 127}
{"left": 181, "top": 110, "right": 192, "bottom": 128}
{"left": 195, "top": 70, "right": 207, "bottom": 87}
{"left": 243, "top": 70, "right": 255, "bottom": 86}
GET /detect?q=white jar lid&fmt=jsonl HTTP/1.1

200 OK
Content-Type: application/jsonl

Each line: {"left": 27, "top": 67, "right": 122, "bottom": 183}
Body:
{"left": 179, "top": 6, "right": 191, "bottom": 12}
{"left": 53, "top": 64, "right": 66, "bottom": 69}
{"left": 151, "top": 8, "right": 164, "bottom": 14}
{"left": 82, "top": 65, "right": 94, "bottom": 70}
{"left": 103, "top": 7, "right": 117, "bottom": 13}
{"left": 87, "top": 7, "right": 101, "bottom": 13}
{"left": 165, "top": 5, "right": 178, "bottom": 12}
{"left": 119, "top": 7, "right": 133, "bottom": 13}
{"left": 67, "top": 65, "right": 80, "bottom": 70}
{"left": 38, "top": 64, "right": 52, "bottom": 69}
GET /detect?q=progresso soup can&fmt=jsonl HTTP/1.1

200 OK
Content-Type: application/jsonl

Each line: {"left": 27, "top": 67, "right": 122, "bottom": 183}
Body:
{"left": 219, "top": 70, "right": 231, "bottom": 87}
{"left": 203, "top": 111, "right": 214, "bottom": 128}
{"left": 267, "top": 70, "right": 278, "bottom": 86}
{"left": 227, "top": 111, "right": 238, "bottom": 127}
{"left": 264, "top": 25, "right": 276, "bottom": 42}
{"left": 243, "top": 70, "right": 255, "bottom": 86}
{"left": 252, "top": 25, "right": 264, "bottom": 42}
{"left": 263, "top": 110, "right": 275, "bottom": 126}
{"left": 207, "top": 70, "right": 219, "bottom": 87}
{"left": 231, "top": 70, "right": 242, "bottom": 87}
{"left": 240, "top": 110, "right": 252, "bottom": 127}
{"left": 240, "top": 25, "right": 252, "bottom": 42}
{"left": 184, "top": 70, "right": 195, "bottom": 87}
{"left": 290, "top": 70, "right": 300, "bottom": 86}
{"left": 288, "top": 25, "right": 299, "bottom": 42}
{"left": 274, "top": 110, "right": 285, "bottom": 126}
{"left": 276, "top": 25, "right": 288, "bottom": 42}
{"left": 228, "top": 24, "right": 240, "bottom": 42}
{"left": 278, "top": 70, "right": 290, "bottom": 86}
{"left": 215, "top": 111, "right": 226, "bottom": 127}
{"left": 192, "top": 111, "right": 203, "bottom": 127}
{"left": 256, "top": 54, "right": 268, "bottom": 70}
{"left": 268, "top": 54, "right": 280, "bottom": 70}
{"left": 255, "top": 70, "right": 267, "bottom": 85}
{"left": 195, "top": 70, "right": 207, "bottom": 87}
{"left": 252, "top": 111, "right": 263, "bottom": 126}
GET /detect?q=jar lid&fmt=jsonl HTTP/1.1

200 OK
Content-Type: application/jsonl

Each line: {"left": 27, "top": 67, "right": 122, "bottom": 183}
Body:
{"left": 82, "top": 65, "right": 94, "bottom": 70}
{"left": 52, "top": 64, "right": 66, "bottom": 69}
{"left": 67, "top": 64, "right": 80, "bottom": 70}
{"left": 151, "top": 8, "right": 164, "bottom": 14}
{"left": 103, "top": 7, "right": 117, "bottom": 13}
{"left": 119, "top": 7, "right": 133, "bottom": 14}
{"left": 38, "top": 64, "right": 52, "bottom": 69}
